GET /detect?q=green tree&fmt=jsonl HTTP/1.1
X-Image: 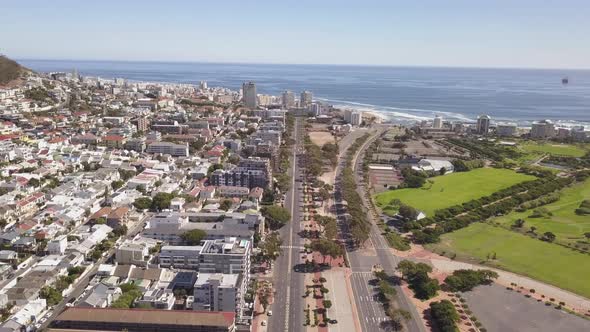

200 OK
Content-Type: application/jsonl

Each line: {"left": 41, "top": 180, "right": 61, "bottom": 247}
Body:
{"left": 542, "top": 231, "right": 556, "bottom": 242}
{"left": 399, "top": 204, "right": 419, "bottom": 220}
{"left": 444, "top": 269, "right": 499, "bottom": 292}
{"left": 40, "top": 286, "right": 63, "bottom": 306}
{"left": 118, "top": 169, "right": 136, "bottom": 181}
{"left": 151, "top": 192, "right": 174, "bottom": 210}
{"left": 220, "top": 199, "right": 233, "bottom": 211}
{"left": 259, "top": 232, "right": 282, "bottom": 263}
{"left": 512, "top": 218, "right": 525, "bottom": 228}
{"left": 133, "top": 197, "right": 152, "bottom": 210}
{"left": 310, "top": 239, "right": 343, "bottom": 265}
{"left": 429, "top": 300, "right": 459, "bottom": 332}
{"left": 397, "top": 260, "right": 432, "bottom": 280}
{"left": 180, "top": 229, "right": 207, "bottom": 245}
{"left": 111, "top": 180, "right": 125, "bottom": 190}
{"left": 262, "top": 205, "right": 291, "bottom": 230}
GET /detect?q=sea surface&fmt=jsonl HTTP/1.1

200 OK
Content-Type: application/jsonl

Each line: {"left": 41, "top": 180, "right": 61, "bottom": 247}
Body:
{"left": 19, "top": 59, "right": 590, "bottom": 126}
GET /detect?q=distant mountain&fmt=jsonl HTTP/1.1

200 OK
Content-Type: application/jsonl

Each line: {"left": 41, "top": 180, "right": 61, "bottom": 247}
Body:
{"left": 0, "top": 55, "right": 31, "bottom": 86}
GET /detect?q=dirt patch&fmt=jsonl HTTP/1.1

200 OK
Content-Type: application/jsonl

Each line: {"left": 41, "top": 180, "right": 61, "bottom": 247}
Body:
{"left": 309, "top": 131, "right": 336, "bottom": 147}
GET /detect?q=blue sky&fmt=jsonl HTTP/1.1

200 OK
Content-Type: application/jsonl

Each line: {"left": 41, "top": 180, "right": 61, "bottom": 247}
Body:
{"left": 1, "top": 0, "right": 589, "bottom": 68}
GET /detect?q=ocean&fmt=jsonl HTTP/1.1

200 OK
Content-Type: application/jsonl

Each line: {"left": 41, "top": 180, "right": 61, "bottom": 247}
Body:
{"left": 18, "top": 59, "right": 590, "bottom": 126}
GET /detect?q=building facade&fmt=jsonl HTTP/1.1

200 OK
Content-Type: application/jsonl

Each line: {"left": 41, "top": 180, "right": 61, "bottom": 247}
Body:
{"left": 477, "top": 114, "right": 491, "bottom": 135}
{"left": 146, "top": 142, "right": 189, "bottom": 156}
{"left": 242, "top": 82, "right": 257, "bottom": 109}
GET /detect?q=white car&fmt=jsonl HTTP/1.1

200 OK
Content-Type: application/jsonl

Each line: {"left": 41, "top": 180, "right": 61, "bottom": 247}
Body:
{"left": 261, "top": 320, "right": 267, "bottom": 326}
{"left": 267, "top": 310, "right": 273, "bottom": 316}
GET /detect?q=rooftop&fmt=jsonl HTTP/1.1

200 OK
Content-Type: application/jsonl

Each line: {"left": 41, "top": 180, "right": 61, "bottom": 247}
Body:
{"left": 53, "top": 307, "right": 235, "bottom": 328}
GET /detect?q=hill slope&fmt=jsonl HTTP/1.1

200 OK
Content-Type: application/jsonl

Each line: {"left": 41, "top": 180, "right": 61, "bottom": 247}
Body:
{"left": 0, "top": 55, "right": 30, "bottom": 85}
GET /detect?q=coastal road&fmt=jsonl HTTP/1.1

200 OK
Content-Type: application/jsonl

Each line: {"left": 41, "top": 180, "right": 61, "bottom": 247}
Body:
{"left": 335, "top": 127, "right": 427, "bottom": 332}
{"left": 267, "top": 117, "right": 305, "bottom": 332}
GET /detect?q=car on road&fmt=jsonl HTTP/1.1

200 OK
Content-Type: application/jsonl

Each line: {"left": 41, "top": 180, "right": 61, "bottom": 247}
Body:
{"left": 267, "top": 310, "right": 272, "bottom": 316}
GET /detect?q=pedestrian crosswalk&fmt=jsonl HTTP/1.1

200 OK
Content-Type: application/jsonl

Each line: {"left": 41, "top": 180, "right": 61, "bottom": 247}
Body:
{"left": 350, "top": 272, "right": 390, "bottom": 330}
{"left": 279, "top": 245, "right": 305, "bottom": 250}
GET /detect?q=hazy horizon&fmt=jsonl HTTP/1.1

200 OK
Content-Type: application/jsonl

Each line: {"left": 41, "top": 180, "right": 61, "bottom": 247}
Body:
{"left": 13, "top": 57, "right": 590, "bottom": 72}
{"left": 2, "top": 0, "right": 590, "bottom": 70}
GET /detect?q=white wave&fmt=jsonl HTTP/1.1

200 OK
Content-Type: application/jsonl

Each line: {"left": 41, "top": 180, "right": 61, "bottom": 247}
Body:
{"left": 318, "top": 97, "right": 476, "bottom": 123}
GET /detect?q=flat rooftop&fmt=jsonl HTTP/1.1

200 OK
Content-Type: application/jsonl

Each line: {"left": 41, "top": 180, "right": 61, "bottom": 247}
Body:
{"left": 53, "top": 307, "right": 235, "bottom": 328}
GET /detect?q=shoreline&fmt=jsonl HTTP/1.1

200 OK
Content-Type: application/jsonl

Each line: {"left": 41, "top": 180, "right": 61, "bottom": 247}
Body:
{"left": 18, "top": 60, "right": 590, "bottom": 128}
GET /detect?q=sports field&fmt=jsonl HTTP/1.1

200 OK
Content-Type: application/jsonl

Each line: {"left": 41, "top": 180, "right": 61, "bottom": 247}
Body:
{"left": 493, "top": 178, "right": 590, "bottom": 246}
{"left": 374, "top": 168, "right": 535, "bottom": 216}
{"left": 427, "top": 222, "right": 590, "bottom": 298}
{"left": 519, "top": 141, "right": 589, "bottom": 158}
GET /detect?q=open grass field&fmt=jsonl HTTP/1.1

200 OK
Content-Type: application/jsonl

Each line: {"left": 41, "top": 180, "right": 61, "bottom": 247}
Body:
{"left": 374, "top": 168, "right": 535, "bottom": 216}
{"left": 492, "top": 179, "right": 590, "bottom": 246}
{"left": 426, "top": 222, "right": 590, "bottom": 298}
{"left": 519, "top": 141, "right": 589, "bottom": 158}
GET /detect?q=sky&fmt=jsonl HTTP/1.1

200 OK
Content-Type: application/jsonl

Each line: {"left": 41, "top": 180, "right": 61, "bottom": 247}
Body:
{"left": 1, "top": 0, "right": 589, "bottom": 69}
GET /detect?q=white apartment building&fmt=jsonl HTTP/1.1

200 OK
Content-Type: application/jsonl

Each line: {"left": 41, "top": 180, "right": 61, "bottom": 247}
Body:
{"left": 350, "top": 111, "right": 363, "bottom": 126}
{"left": 193, "top": 273, "right": 246, "bottom": 319}
{"left": 433, "top": 115, "right": 443, "bottom": 129}
{"left": 531, "top": 119, "right": 555, "bottom": 139}
{"left": 282, "top": 90, "right": 295, "bottom": 108}
{"left": 300, "top": 90, "right": 313, "bottom": 108}
{"left": 159, "top": 238, "right": 250, "bottom": 276}
{"left": 496, "top": 123, "right": 517, "bottom": 137}
{"left": 146, "top": 141, "right": 189, "bottom": 156}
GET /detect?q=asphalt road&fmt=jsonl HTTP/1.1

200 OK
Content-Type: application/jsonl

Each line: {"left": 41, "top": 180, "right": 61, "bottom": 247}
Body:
{"left": 267, "top": 117, "right": 305, "bottom": 332}
{"left": 336, "top": 128, "right": 427, "bottom": 332}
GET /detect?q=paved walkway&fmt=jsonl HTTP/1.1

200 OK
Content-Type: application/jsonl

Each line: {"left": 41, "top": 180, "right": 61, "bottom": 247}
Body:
{"left": 323, "top": 269, "right": 360, "bottom": 332}
{"left": 431, "top": 258, "right": 590, "bottom": 312}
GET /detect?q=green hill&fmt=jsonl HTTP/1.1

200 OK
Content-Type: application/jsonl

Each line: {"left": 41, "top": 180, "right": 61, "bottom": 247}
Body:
{"left": 0, "top": 55, "right": 30, "bottom": 85}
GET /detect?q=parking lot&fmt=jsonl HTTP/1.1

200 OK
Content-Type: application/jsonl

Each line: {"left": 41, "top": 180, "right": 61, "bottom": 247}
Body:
{"left": 463, "top": 283, "right": 590, "bottom": 332}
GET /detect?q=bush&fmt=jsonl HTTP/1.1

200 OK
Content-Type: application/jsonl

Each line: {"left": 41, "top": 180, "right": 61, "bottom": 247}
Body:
{"left": 430, "top": 300, "right": 459, "bottom": 332}
{"left": 444, "top": 269, "right": 499, "bottom": 292}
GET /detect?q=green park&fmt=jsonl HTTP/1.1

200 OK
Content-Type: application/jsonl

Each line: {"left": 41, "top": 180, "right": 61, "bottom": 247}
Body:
{"left": 375, "top": 168, "right": 535, "bottom": 216}
{"left": 519, "top": 141, "right": 589, "bottom": 158}
{"left": 426, "top": 222, "right": 590, "bottom": 298}
{"left": 492, "top": 178, "right": 590, "bottom": 247}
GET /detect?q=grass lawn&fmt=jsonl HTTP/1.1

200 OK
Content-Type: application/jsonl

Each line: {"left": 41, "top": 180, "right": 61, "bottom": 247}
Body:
{"left": 492, "top": 179, "right": 590, "bottom": 246}
{"left": 374, "top": 168, "right": 535, "bottom": 216}
{"left": 519, "top": 141, "right": 589, "bottom": 158}
{"left": 427, "top": 222, "right": 590, "bottom": 298}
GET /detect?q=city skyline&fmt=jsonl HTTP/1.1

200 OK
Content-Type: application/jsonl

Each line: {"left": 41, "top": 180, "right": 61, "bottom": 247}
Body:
{"left": 2, "top": 0, "right": 590, "bottom": 69}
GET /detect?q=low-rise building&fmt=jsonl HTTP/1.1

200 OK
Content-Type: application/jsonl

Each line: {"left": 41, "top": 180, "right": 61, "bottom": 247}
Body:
{"left": 115, "top": 242, "right": 150, "bottom": 266}
{"left": 47, "top": 235, "right": 68, "bottom": 255}
{"left": 146, "top": 141, "right": 189, "bottom": 157}
{"left": 50, "top": 307, "right": 236, "bottom": 332}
